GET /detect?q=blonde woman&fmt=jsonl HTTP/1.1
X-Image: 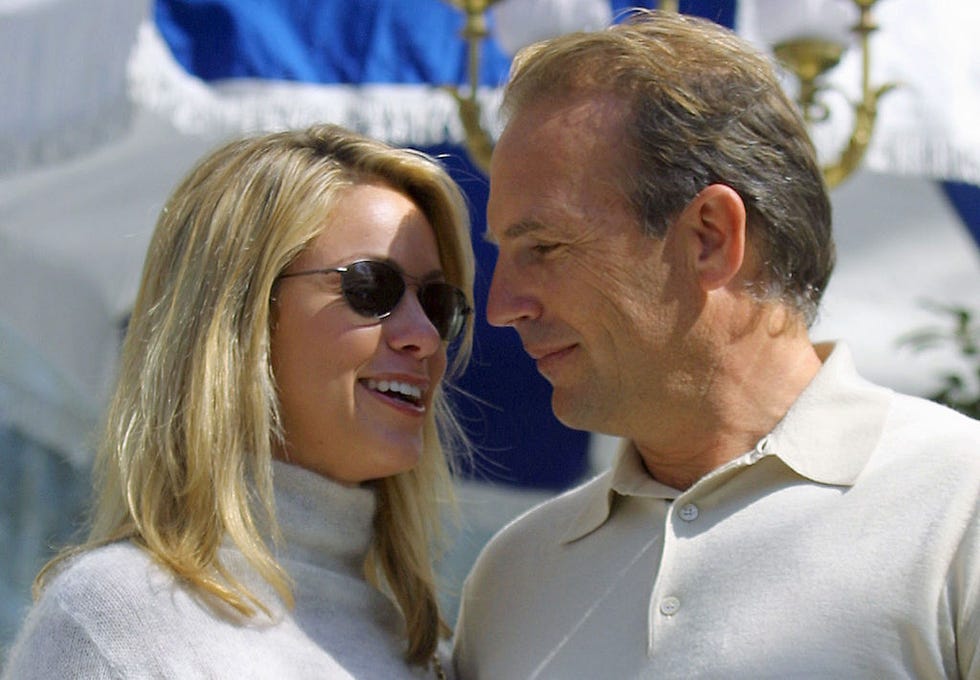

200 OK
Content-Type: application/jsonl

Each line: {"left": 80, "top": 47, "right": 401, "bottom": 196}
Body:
{"left": 2, "top": 124, "right": 474, "bottom": 679}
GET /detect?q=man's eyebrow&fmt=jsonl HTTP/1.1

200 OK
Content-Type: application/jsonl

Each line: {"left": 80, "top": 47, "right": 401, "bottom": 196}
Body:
{"left": 483, "top": 220, "right": 545, "bottom": 246}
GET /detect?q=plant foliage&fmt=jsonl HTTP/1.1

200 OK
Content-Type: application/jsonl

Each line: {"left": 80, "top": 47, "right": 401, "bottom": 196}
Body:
{"left": 898, "top": 303, "right": 980, "bottom": 419}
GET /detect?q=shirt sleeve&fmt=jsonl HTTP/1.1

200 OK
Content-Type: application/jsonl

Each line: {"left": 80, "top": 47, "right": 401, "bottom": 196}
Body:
{"left": 953, "top": 508, "right": 980, "bottom": 680}
{"left": 451, "top": 576, "right": 475, "bottom": 680}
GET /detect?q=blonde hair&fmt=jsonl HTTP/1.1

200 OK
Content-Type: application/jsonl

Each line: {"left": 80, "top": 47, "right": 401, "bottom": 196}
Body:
{"left": 36, "top": 124, "right": 474, "bottom": 665}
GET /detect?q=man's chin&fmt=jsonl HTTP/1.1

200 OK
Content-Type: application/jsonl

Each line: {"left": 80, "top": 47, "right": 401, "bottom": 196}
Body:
{"left": 550, "top": 388, "right": 598, "bottom": 433}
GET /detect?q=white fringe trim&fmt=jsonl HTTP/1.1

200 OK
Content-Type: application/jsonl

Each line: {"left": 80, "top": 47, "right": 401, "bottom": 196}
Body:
{"left": 127, "top": 21, "right": 504, "bottom": 148}
{"left": 739, "top": 0, "right": 980, "bottom": 186}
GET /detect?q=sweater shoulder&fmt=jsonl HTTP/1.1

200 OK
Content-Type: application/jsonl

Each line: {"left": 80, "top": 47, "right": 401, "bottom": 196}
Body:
{"left": 43, "top": 541, "right": 171, "bottom": 616}
{"left": 2, "top": 543, "right": 160, "bottom": 679}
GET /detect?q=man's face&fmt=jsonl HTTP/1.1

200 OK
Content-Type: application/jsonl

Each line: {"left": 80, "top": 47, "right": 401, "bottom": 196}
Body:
{"left": 486, "top": 94, "right": 705, "bottom": 439}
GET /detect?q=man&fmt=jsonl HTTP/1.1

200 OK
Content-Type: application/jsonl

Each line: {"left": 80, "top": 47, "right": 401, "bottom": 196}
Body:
{"left": 453, "top": 10, "right": 979, "bottom": 679}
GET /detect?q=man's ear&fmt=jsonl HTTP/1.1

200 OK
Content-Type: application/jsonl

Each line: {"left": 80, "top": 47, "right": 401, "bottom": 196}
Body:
{"left": 679, "top": 184, "right": 747, "bottom": 292}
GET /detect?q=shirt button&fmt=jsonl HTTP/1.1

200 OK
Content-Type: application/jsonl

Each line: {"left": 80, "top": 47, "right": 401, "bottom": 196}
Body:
{"left": 678, "top": 503, "right": 699, "bottom": 521}
{"left": 660, "top": 596, "right": 681, "bottom": 616}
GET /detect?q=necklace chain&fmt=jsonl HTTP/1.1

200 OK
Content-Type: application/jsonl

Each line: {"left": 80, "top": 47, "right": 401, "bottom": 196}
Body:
{"left": 432, "top": 653, "right": 447, "bottom": 680}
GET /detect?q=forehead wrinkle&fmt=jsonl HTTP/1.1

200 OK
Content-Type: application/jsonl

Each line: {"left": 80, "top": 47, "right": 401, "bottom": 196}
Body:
{"left": 484, "top": 219, "right": 547, "bottom": 246}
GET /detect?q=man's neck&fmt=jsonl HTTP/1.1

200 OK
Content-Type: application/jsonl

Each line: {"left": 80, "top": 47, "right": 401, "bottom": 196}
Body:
{"left": 633, "top": 309, "right": 822, "bottom": 491}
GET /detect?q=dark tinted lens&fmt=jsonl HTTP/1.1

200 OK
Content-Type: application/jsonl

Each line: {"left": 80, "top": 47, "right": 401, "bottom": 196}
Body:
{"left": 418, "top": 283, "right": 469, "bottom": 341}
{"left": 340, "top": 261, "right": 405, "bottom": 318}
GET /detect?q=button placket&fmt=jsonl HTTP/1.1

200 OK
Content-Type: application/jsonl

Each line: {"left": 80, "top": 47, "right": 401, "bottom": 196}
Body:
{"left": 750, "top": 434, "right": 772, "bottom": 463}
{"left": 648, "top": 495, "right": 702, "bottom": 653}
{"left": 678, "top": 503, "right": 699, "bottom": 521}
{"left": 659, "top": 595, "right": 681, "bottom": 616}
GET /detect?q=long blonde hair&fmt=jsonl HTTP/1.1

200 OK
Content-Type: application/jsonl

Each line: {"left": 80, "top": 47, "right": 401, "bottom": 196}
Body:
{"left": 36, "top": 124, "right": 474, "bottom": 665}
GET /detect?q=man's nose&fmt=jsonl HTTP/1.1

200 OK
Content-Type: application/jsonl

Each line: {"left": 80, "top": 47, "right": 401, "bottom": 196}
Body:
{"left": 486, "top": 258, "right": 541, "bottom": 328}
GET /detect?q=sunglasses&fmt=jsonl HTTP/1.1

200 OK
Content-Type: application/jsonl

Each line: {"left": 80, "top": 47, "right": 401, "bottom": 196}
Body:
{"left": 277, "top": 260, "right": 471, "bottom": 342}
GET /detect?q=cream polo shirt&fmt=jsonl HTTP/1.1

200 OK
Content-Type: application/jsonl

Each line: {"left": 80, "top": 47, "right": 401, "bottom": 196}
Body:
{"left": 453, "top": 344, "right": 980, "bottom": 679}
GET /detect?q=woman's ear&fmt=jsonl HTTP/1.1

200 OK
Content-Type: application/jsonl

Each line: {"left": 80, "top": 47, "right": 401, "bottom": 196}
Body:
{"left": 681, "top": 184, "right": 747, "bottom": 292}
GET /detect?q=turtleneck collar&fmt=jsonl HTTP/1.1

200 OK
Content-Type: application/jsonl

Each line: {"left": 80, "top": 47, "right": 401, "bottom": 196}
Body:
{"left": 270, "top": 460, "right": 377, "bottom": 577}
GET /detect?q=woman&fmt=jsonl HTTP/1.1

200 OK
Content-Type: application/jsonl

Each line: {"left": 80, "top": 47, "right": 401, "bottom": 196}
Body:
{"left": 2, "top": 124, "right": 474, "bottom": 678}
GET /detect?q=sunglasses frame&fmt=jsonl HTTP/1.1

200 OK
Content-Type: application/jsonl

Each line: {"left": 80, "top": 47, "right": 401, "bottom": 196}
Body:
{"left": 277, "top": 259, "right": 471, "bottom": 342}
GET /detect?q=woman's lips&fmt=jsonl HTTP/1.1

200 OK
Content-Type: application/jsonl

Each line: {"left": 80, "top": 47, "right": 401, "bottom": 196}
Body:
{"left": 359, "top": 378, "right": 427, "bottom": 415}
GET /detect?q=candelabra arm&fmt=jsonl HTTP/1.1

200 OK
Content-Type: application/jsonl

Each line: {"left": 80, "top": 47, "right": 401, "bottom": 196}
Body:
{"left": 819, "top": 0, "right": 897, "bottom": 187}
{"left": 447, "top": 87, "right": 495, "bottom": 173}
{"left": 822, "top": 82, "right": 896, "bottom": 188}
{"left": 444, "top": 0, "right": 500, "bottom": 173}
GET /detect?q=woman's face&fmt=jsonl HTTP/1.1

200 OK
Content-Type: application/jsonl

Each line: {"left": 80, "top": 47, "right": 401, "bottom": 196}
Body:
{"left": 271, "top": 181, "right": 449, "bottom": 484}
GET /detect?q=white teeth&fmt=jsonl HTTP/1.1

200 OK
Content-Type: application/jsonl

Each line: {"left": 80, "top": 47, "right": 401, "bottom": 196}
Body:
{"left": 366, "top": 379, "right": 423, "bottom": 401}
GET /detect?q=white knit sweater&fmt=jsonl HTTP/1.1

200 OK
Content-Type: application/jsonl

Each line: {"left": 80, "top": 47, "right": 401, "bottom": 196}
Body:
{"left": 1, "top": 461, "right": 440, "bottom": 679}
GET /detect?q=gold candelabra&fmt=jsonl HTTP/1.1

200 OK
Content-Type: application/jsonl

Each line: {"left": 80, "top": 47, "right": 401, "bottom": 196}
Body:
{"left": 443, "top": 0, "right": 894, "bottom": 187}
{"left": 443, "top": 0, "right": 503, "bottom": 174}
{"left": 772, "top": 0, "right": 896, "bottom": 187}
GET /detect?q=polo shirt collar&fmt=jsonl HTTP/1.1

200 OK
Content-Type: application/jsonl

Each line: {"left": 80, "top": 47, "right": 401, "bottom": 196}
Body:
{"left": 767, "top": 342, "right": 892, "bottom": 485}
{"left": 561, "top": 342, "right": 893, "bottom": 544}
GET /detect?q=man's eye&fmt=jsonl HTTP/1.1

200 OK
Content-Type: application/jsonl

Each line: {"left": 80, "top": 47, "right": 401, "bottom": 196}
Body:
{"left": 531, "top": 243, "right": 559, "bottom": 255}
